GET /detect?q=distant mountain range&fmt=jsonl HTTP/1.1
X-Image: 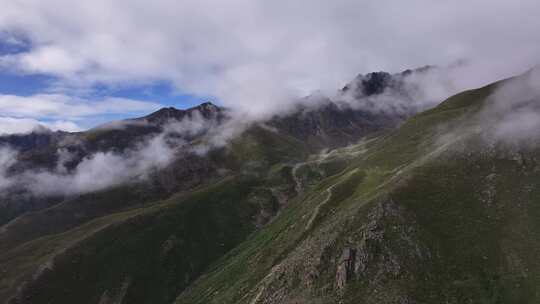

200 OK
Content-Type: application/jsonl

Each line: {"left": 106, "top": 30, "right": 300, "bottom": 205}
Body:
{"left": 1, "top": 67, "right": 539, "bottom": 304}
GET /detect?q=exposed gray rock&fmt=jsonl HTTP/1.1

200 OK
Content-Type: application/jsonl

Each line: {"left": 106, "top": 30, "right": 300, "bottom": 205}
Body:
{"left": 336, "top": 247, "right": 357, "bottom": 289}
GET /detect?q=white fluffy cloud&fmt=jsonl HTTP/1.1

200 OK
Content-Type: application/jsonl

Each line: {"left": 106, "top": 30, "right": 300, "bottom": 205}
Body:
{"left": 434, "top": 67, "right": 540, "bottom": 151}
{"left": 0, "top": 116, "right": 81, "bottom": 134}
{"left": 0, "top": 94, "right": 161, "bottom": 118}
{"left": 0, "top": 109, "right": 233, "bottom": 196}
{"left": 0, "top": 0, "right": 539, "bottom": 119}
{"left": 26, "top": 133, "right": 176, "bottom": 195}
{"left": 481, "top": 68, "right": 540, "bottom": 143}
{"left": 0, "top": 94, "right": 161, "bottom": 134}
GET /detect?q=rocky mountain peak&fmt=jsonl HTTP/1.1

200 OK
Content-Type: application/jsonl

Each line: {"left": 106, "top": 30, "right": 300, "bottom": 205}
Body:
{"left": 141, "top": 102, "right": 224, "bottom": 125}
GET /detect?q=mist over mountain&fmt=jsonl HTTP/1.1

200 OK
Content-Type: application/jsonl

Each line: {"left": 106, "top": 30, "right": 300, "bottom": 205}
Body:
{"left": 0, "top": 66, "right": 432, "bottom": 199}
{"left": 1, "top": 65, "right": 540, "bottom": 304}
{"left": 1, "top": 1, "right": 540, "bottom": 304}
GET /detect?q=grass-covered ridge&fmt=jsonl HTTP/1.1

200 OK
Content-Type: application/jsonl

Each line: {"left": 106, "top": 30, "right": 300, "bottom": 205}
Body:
{"left": 176, "top": 74, "right": 540, "bottom": 303}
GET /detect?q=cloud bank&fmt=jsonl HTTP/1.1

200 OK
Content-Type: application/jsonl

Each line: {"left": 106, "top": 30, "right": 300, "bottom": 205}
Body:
{"left": 0, "top": 1, "right": 539, "bottom": 197}
{"left": 0, "top": 0, "right": 539, "bottom": 122}
{"left": 24, "top": 133, "right": 176, "bottom": 195}
{"left": 433, "top": 66, "right": 540, "bottom": 156}
{"left": 481, "top": 67, "right": 540, "bottom": 144}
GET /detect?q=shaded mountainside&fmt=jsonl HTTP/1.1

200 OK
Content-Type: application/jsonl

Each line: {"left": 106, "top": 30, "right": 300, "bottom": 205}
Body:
{"left": 3, "top": 68, "right": 539, "bottom": 304}
{"left": 267, "top": 101, "right": 400, "bottom": 149}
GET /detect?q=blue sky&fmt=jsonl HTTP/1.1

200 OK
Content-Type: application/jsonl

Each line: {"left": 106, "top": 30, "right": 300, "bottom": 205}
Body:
{"left": 0, "top": 67, "right": 209, "bottom": 132}
{"left": 0, "top": 36, "right": 52, "bottom": 96}
{"left": 0, "top": 36, "right": 209, "bottom": 133}
{"left": 0, "top": 32, "right": 211, "bottom": 134}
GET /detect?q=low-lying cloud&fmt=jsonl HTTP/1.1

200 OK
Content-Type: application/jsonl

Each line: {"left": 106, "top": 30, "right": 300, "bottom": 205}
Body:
{"left": 481, "top": 67, "right": 540, "bottom": 144}
{"left": 433, "top": 67, "right": 540, "bottom": 154}
{"left": 1, "top": 65, "right": 538, "bottom": 198}
{"left": 0, "top": 1, "right": 539, "bottom": 197}
{"left": 0, "top": 146, "right": 17, "bottom": 191}
{"left": 0, "top": 108, "right": 230, "bottom": 196}
{"left": 25, "top": 134, "right": 175, "bottom": 195}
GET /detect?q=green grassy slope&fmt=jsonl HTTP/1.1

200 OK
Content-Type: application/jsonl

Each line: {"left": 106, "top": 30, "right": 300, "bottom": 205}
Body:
{"left": 6, "top": 176, "right": 260, "bottom": 304}
{"left": 0, "top": 125, "right": 312, "bottom": 304}
{"left": 176, "top": 75, "right": 540, "bottom": 303}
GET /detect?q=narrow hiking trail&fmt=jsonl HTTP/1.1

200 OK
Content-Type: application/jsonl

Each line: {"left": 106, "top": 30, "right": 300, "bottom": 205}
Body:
{"left": 290, "top": 149, "right": 333, "bottom": 195}
{"left": 305, "top": 183, "right": 335, "bottom": 231}
{"left": 304, "top": 168, "right": 359, "bottom": 231}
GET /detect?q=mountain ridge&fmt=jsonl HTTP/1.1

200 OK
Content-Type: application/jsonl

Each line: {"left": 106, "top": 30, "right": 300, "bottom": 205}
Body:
{"left": 3, "top": 67, "right": 538, "bottom": 304}
{"left": 0, "top": 67, "right": 424, "bottom": 303}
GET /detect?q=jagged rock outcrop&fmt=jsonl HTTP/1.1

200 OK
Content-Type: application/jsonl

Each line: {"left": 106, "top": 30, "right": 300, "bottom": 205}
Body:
{"left": 336, "top": 247, "right": 357, "bottom": 289}
{"left": 332, "top": 199, "right": 430, "bottom": 299}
